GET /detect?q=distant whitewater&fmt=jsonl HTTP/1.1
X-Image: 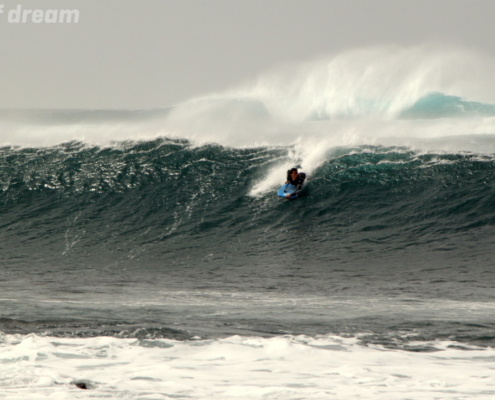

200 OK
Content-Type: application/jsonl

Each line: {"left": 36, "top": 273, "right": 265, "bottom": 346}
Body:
{"left": 2, "top": 46, "right": 495, "bottom": 399}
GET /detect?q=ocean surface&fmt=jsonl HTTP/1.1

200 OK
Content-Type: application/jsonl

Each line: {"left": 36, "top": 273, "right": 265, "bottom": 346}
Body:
{"left": 2, "top": 46, "right": 495, "bottom": 399}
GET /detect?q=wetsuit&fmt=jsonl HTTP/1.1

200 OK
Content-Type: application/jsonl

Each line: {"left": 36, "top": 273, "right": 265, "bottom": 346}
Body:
{"left": 286, "top": 170, "right": 306, "bottom": 196}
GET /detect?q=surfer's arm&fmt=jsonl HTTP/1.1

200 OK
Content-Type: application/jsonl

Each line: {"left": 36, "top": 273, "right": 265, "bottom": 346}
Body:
{"left": 285, "top": 184, "right": 302, "bottom": 198}
{"left": 294, "top": 174, "right": 306, "bottom": 195}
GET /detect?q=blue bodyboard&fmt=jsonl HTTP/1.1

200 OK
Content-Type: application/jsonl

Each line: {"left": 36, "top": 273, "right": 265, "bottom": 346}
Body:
{"left": 278, "top": 183, "right": 298, "bottom": 199}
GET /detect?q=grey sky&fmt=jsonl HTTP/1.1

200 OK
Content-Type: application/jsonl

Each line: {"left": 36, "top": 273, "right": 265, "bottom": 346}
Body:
{"left": 1, "top": 0, "right": 494, "bottom": 109}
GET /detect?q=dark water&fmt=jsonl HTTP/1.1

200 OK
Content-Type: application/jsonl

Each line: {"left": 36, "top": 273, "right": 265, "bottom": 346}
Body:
{"left": 1, "top": 139, "right": 495, "bottom": 348}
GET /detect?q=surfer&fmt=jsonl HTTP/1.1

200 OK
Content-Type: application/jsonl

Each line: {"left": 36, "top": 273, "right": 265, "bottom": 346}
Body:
{"left": 285, "top": 168, "right": 306, "bottom": 198}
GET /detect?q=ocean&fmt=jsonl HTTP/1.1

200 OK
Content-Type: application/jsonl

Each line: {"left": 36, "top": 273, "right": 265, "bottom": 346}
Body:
{"left": 2, "top": 46, "right": 495, "bottom": 399}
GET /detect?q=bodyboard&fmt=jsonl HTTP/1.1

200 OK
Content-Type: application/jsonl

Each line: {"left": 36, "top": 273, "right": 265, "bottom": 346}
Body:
{"left": 277, "top": 183, "right": 299, "bottom": 199}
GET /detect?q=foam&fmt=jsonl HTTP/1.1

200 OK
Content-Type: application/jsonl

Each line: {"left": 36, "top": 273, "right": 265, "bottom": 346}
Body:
{"left": 1, "top": 333, "right": 494, "bottom": 399}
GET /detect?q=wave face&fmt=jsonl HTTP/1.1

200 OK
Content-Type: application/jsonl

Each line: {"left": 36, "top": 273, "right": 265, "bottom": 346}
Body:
{"left": 2, "top": 46, "right": 495, "bottom": 343}
{"left": 1, "top": 140, "right": 495, "bottom": 284}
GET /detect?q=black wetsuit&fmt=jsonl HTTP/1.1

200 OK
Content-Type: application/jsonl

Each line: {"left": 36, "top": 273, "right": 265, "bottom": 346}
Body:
{"left": 287, "top": 171, "right": 306, "bottom": 196}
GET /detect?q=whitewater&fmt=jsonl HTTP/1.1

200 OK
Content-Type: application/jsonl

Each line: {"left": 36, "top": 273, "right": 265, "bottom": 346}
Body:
{"left": 2, "top": 45, "right": 495, "bottom": 399}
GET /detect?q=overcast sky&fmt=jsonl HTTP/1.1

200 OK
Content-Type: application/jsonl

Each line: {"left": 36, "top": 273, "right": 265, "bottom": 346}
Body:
{"left": 1, "top": 0, "right": 494, "bottom": 109}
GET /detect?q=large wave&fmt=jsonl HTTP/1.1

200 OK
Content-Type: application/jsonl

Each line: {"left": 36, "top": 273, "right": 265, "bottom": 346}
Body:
{"left": 1, "top": 46, "right": 495, "bottom": 270}
{"left": 1, "top": 140, "right": 495, "bottom": 281}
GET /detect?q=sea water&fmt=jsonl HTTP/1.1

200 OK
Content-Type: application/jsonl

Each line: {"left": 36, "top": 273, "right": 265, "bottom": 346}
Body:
{"left": 2, "top": 46, "right": 495, "bottom": 399}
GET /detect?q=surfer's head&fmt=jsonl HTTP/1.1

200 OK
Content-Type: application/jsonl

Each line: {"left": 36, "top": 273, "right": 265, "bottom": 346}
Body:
{"left": 287, "top": 168, "right": 299, "bottom": 182}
